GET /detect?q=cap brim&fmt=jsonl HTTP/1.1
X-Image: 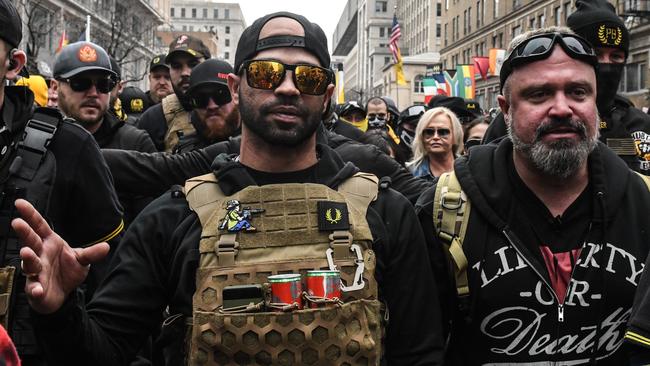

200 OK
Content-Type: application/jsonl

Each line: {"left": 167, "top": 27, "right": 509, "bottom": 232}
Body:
{"left": 165, "top": 50, "right": 200, "bottom": 63}
{"left": 186, "top": 80, "right": 229, "bottom": 95}
{"left": 57, "top": 66, "right": 117, "bottom": 79}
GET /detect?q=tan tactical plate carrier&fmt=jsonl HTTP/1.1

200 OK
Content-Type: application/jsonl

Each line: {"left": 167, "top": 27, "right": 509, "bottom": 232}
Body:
{"left": 162, "top": 94, "right": 195, "bottom": 152}
{"left": 185, "top": 172, "right": 382, "bottom": 365}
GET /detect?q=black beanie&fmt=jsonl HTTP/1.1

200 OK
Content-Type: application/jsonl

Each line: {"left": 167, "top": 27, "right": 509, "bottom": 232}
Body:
{"left": 567, "top": 0, "right": 629, "bottom": 57}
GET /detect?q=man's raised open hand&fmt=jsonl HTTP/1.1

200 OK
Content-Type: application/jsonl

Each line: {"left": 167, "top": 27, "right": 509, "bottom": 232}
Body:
{"left": 11, "top": 199, "right": 110, "bottom": 314}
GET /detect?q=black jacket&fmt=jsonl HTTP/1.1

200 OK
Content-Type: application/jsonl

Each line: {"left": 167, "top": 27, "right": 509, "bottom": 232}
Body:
{"left": 102, "top": 126, "right": 432, "bottom": 204}
{"left": 92, "top": 112, "right": 156, "bottom": 227}
{"left": 416, "top": 139, "right": 650, "bottom": 365}
{"left": 32, "top": 144, "right": 444, "bottom": 365}
{"left": 483, "top": 95, "right": 650, "bottom": 175}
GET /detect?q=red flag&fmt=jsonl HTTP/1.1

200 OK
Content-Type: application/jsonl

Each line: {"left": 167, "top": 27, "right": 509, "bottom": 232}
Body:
{"left": 56, "top": 29, "right": 68, "bottom": 54}
{"left": 473, "top": 56, "right": 489, "bottom": 81}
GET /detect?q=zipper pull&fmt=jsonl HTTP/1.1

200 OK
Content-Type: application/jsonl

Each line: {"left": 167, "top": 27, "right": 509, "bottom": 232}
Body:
{"left": 558, "top": 304, "right": 565, "bottom": 323}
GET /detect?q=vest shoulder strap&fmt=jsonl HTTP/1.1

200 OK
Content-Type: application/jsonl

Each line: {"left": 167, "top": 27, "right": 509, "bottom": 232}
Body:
{"left": 336, "top": 172, "right": 379, "bottom": 219}
{"left": 184, "top": 173, "right": 225, "bottom": 228}
{"left": 14, "top": 107, "right": 61, "bottom": 181}
{"left": 161, "top": 94, "right": 183, "bottom": 123}
{"left": 433, "top": 170, "right": 471, "bottom": 296}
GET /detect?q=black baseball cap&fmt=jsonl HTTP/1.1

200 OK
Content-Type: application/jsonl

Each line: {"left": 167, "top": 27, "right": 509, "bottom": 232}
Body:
{"left": 53, "top": 41, "right": 116, "bottom": 79}
{"left": 150, "top": 54, "right": 169, "bottom": 71}
{"left": 119, "top": 86, "right": 150, "bottom": 116}
{"left": 166, "top": 35, "right": 211, "bottom": 62}
{"left": 186, "top": 59, "right": 233, "bottom": 104}
{"left": 428, "top": 96, "right": 476, "bottom": 121}
{"left": 234, "top": 11, "right": 330, "bottom": 72}
{"left": 0, "top": 0, "right": 22, "bottom": 49}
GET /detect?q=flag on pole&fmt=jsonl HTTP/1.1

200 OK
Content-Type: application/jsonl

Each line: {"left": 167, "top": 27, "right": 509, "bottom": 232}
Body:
{"left": 389, "top": 14, "right": 406, "bottom": 86}
{"left": 334, "top": 65, "right": 345, "bottom": 104}
{"left": 444, "top": 69, "right": 459, "bottom": 96}
{"left": 489, "top": 49, "right": 506, "bottom": 76}
{"left": 423, "top": 74, "right": 447, "bottom": 103}
{"left": 456, "top": 64, "right": 476, "bottom": 98}
{"left": 56, "top": 29, "right": 68, "bottom": 54}
{"left": 473, "top": 56, "right": 489, "bottom": 81}
{"left": 432, "top": 73, "right": 447, "bottom": 96}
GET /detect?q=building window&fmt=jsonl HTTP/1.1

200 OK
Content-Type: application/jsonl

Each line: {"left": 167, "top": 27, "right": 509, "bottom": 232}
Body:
{"left": 620, "top": 62, "right": 646, "bottom": 92}
{"left": 225, "top": 39, "right": 230, "bottom": 47}
{"left": 563, "top": 2, "right": 570, "bottom": 22}
{"left": 436, "top": 23, "right": 441, "bottom": 37}
{"left": 181, "top": 8, "right": 185, "bottom": 17}
{"left": 225, "top": 9, "right": 230, "bottom": 19}
{"left": 192, "top": 8, "right": 196, "bottom": 18}
{"left": 529, "top": 17, "right": 536, "bottom": 30}
{"left": 463, "top": 10, "right": 467, "bottom": 35}
{"left": 538, "top": 14, "right": 545, "bottom": 27}
{"left": 512, "top": 24, "right": 522, "bottom": 38}
{"left": 214, "top": 8, "right": 218, "bottom": 18}
{"left": 380, "top": 27, "right": 385, "bottom": 37}
{"left": 513, "top": 0, "right": 521, "bottom": 8}
{"left": 189, "top": 26, "right": 194, "bottom": 31}
{"left": 554, "top": 6, "right": 561, "bottom": 26}
{"left": 437, "top": 2, "right": 442, "bottom": 16}
{"left": 444, "top": 23, "right": 448, "bottom": 46}
{"left": 376, "top": 1, "right": 387, "bottom": 12}
{"left": 384, "top": 56, "right": 391, "bottom": 65}
{"left": 170, "top": 7, "right": 175, "bottom": 17}
{"left": 414, "top": 75, "right": 424, "bottom": 93}
{"left": 493, "top": 0, "right": 499, "bottom": 18}
{"left": 225, "top": 52, "right": 230, "bottom": 60}
{"left": 203, "top": 8, "right": 207, "bottom": 18}
{"left": 476, "top": 1, "right": 481, "bottom": 28}
{"left": 225, "top": 26, "right": 230, "bottom": 34}
{"left": 182, "top": 25, "right": 187, "bottom": 31}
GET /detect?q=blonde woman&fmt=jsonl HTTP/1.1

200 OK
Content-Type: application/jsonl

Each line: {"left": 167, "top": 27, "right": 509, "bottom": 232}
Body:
{"left": 407, "top": 107, "right": 464, "bottom": 181}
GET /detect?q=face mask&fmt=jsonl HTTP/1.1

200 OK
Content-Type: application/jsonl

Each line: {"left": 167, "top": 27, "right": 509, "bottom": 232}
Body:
{"left": 368, "top": 117, "right": 387, "bottom": 130}
{"left": 398, "top": 127, "right": 415, "bottom": 148}
{"left": 596, "top": 63, "right": 624, "bottom": 115}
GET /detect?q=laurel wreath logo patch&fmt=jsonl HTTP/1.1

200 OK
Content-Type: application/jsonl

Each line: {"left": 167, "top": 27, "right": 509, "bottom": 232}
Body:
{"left": 598, "top": 25, "right": 622, "bottom": 46}
{"left": 325, "top": 208, "right": 342, "bottom": 224}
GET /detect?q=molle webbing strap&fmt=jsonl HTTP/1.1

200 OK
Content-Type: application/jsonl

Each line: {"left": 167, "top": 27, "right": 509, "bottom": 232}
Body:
{"left": 433, "top": 171, "right": 471, "bottom": 296}
{"left": 162, "top": 94, "right": 194, "bottom": 153}
{"left": 15, "top": 109, "right": 60, "bottom": 181}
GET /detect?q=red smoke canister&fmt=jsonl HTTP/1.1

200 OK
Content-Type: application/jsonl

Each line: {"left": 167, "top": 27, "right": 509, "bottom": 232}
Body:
{"left": 268, "top": 274, "right": 303, "bottom": 310}
{"left": 306, "top": 270, "right": 341, "bottom": 307}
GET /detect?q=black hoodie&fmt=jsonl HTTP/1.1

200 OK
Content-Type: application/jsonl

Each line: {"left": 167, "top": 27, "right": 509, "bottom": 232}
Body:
{"left": 32, "top": 144, "right": 444, "bottom": 365}
{"left": 416, "top": 138, "right": 650, "bottom": 365}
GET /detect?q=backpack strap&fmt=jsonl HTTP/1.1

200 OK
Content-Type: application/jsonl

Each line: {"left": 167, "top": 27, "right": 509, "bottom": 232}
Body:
{"left": 14, "top": 107, "right": 61, "bottom": 181}
{"left": 433, "top": 171, "right": 471, "bottom": 296}
{"left": 336, "top": 172, "right": 379, "bottom": 218}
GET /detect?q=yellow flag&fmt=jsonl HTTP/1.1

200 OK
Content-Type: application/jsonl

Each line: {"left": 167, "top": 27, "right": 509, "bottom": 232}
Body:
{"left": 395, "top": 60, "right": 406, "bottom": 86}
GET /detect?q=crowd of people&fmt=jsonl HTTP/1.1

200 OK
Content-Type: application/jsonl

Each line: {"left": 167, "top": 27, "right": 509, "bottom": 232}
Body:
{"left": 2, "top": 0, "right": 650, "bottom": 364}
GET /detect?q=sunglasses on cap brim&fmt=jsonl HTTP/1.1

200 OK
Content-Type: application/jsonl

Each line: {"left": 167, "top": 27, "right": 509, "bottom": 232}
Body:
{"left": 239, "top": 59, "right": 333, "bottom": 95}
{"left": 499, "top": 32, "right": 598, "bottom": 91}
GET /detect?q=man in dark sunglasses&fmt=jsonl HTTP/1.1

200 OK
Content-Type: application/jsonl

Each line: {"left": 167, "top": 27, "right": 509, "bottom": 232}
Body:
{"left": 418, "top": 26, "right": 650, "bottom": 365}
{"left": 15, "top": 11, "right": 443, "bottom": 366}
{"left": 137, "top": 35, "right": 211, "bottom": 152}
{"left": 53, "top": 41, "right": 155, "bottom": 226}
{"left": 173, "top": 59, "right": 240, "bottom": 154}
{"left": 484, "top": 0, "right": 650, "bottom": 177}
{"left": 0, "top": 2, "right": 125, "bottom": 363}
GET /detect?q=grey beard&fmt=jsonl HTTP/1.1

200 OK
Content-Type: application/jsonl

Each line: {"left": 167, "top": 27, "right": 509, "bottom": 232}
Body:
{"left": 508, "top": 114, "right": 599, "bottom": 179}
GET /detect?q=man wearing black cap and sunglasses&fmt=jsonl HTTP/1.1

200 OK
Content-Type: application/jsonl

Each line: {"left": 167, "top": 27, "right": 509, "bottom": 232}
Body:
{"left": 417, "top": 26, "right": 650, "bottom": 365}
{"left": 52, "top": 41, "right": 156, "bottom": 226}
{"left": 173, "top": 59, "right": 240, "bottom": 154}
{"left": 13, "top": 11, "right": 443, "bottom": 366}
{"left": 0, "top": 1, "right": 125, "bottom": 364}
{"left": 484, "top": 0, "right": 650, "bottom": 176}
{"left": 137, "top": 35, "right": 211, "bottom": 152}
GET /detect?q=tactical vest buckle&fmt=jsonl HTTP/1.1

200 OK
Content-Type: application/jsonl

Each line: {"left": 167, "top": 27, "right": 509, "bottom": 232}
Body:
{"left": 326, "top": 243, "right": 366, "bottom": 292}
{"left": 440, "top": 186, "right": 466, "bottom": 210}
{"left": 215, "top": 234, "right": 239, "bottom": 266}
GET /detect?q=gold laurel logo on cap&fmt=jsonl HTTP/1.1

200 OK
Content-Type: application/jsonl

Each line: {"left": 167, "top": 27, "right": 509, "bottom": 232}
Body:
{"left": 130, "top": 99, "right": 144, "bottom": 112}
{"left": 78, "top": 45, "right": 98, "bottom": 63}
{"left": 598, "top": 25, "right": 623, "bottom": 46}
{"left": 153, "top": 57, "right": 160, "bottom": 64}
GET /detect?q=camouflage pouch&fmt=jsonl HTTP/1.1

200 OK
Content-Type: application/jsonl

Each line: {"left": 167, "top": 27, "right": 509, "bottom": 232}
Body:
{"left": 0, "top": 266, "right": 16, "bottom": 328}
